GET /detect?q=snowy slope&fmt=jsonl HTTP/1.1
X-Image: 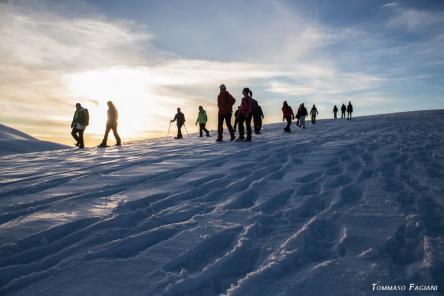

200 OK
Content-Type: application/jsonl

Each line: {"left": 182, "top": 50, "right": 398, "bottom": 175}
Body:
{"left": 0, "top": 110, "right": 443, "bottom": 296}
{"left": 0, "top": 124, "right": 68, "bottom": 156}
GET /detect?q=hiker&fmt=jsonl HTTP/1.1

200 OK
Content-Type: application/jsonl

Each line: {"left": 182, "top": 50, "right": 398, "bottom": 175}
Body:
{"left": 237, "top": 88, "right": 253, "bottom": 141}
{"left": 341, "top": 103, "right": 346, "bottom": 119}
{"left": 295, "top": 105, "right": 301, "bottom": 126}
{"left": 298, "top": 103, "right": 308, "bottom": 128}
{"left": 282, "top": 101, "right": 295, "bottom": 133}
{"left": 171, "top": 107, "right": 185, "bottom": 139}
{"left": 310, "top": 104, "right": 319, "bottom": 124}
{"left": 333, "top": 105, "right": 338, "bottom": 119}
{"left": 233, "top": 107, "right": 240, "bottom": 132}
{"left": 195, "top": 106, "right": 210, "bottom": 137}
{"left": 98, "top": 101, "right": 121, "bottom": 147}
{"left": 251, "top": 94, "right": 264, "bottom": 134}
{"left": 217, "top": 84, "right": 236, "bottom": 142}
{"left": 347, "top": 101, "right": 353, "bottom": 120}
{"left": 70, "top": 103, "right": 89, "bottom": 149}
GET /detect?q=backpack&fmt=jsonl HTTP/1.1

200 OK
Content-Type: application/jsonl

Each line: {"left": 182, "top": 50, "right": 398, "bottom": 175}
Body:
{"left": 83, "top": 109, "right": 89, "bottom": 126}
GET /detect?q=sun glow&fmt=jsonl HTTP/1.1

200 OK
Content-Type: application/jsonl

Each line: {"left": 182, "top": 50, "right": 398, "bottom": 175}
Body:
{"left": 64, "top": 67, "right": 174, "bottom": 139}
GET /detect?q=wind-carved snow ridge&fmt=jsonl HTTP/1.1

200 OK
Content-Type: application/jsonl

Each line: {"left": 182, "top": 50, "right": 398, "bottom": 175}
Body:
{"left": 0, "top": 110, "right": 443, "bottom": 296}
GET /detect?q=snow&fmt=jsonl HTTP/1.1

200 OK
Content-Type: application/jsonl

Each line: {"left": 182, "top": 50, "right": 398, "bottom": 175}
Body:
{"left": 0, "top": 124, "right": 68, "bottom": 156}
{"left": 1, "top": 110, "right": 443, "bottom": 295}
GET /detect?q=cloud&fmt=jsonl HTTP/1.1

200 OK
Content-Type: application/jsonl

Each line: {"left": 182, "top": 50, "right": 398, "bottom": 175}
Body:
{"left": 387, "top": 7, "right": 444, "bottom": 31}
{"left": 380, "top": 2, "right": 398, "bottom": 9}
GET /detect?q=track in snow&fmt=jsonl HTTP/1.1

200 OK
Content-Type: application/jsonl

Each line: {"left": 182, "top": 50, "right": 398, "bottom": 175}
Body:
{"left": 1, "top": 110, "right": 444, "bottom": 295}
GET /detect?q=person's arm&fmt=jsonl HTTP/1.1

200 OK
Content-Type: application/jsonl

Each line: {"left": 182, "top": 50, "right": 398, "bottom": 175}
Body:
{"left": 171, "top": 114, "right": 177, "bottom": 122}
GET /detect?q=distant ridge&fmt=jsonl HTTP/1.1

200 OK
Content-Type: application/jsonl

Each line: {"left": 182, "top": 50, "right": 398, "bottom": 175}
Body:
{"left": 0, "top": 124, "right": 68, "bottom": 156}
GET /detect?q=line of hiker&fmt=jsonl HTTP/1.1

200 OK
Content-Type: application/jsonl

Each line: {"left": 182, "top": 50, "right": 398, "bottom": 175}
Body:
{"left": 70, "top": 101, "right": 121, "bottom": 149}
{"left": 70, "top": 85, "right": 354, "bottom": 148}
{"left": 333, "top": 101, "right": 353, "bottom": 120}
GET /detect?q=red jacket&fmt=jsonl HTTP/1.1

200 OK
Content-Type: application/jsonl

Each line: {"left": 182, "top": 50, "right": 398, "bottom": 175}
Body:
{"left": 282, "top": 106, "right": 294, "bottom": 118}
{"left": 240, "top": 96, "right": 253, "bottom": 115}
{"left": 217, "top": 91, "right": 236, "bottom": 115}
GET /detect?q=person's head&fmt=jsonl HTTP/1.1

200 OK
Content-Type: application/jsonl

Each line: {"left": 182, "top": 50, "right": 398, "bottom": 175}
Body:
{"left": 177, "top": 107, "right": 181, "bottom": 113}
{"left": 283, "top": 101, "right": 288, "bottom": 107}
{"left": 242, "top": 87, "right": 250, "bottom": 97}
{"left": 349, "top": 101, "right": 351, "bottom": 104}
{"left": 301, "top": 103, "right": 305, "bottom": 106}
{"left": 313, "top": 104, "right": 315, "bottom": 108}
{"left": 75, "top": 103, "right": 81, "bottom": 110}
{"left": 199, "top": 106, "right": 203, "bottom": 111}
{"left": 219, "top": 84, "right": 226, "bottom": 92}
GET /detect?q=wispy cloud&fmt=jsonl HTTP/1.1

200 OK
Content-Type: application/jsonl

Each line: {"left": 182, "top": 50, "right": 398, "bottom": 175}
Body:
{"left": 387, "top": 7, "right": 444, "bottom": 31}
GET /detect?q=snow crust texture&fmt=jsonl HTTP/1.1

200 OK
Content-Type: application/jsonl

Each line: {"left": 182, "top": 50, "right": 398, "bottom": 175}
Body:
{"left": 1, "top": 110, "right": 443, "bottom": 295}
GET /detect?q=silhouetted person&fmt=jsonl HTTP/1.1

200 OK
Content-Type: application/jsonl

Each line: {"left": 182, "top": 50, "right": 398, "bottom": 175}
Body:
{"left": 195, "top": 106, "right": 210, "bottom": 137}
{"left": 347, "top": 101, "right": 353, "bottom": 120}
{"left": 341, "top": 104, "right": 346, "bottom": 119}
{"left": 310, "top": 104, "right": 319, "bottom": 124}
{"left": 237, "top": 88, "right": 253, "bottom": 141}
{"left": 71, "top": 103, "right": 89, "bottom": 149}
{"left": 217, "top": 84, "right": 236, "bottom": 142}
{"left": 251, "top": 94, "right": 264, "bottom": 134}
{"left": 295, "top": 105, "right": 301, "bottom": 126}
{"left": 98, "top": 101, "right": 121, "bottom": 147}
{"left": 233, "top": 107, "right": 240, "bottom": 132}
{"left": 333, "top": 105, "right": 338, "bottom": 119}
{"left": 171, "top": 107, "right": 185, "bottom": 139}
{"left": 282, "top": 101, "right": 295, "bottom": 133}
{"left": 298, "top": 103, "right": 308, "bottom": 128}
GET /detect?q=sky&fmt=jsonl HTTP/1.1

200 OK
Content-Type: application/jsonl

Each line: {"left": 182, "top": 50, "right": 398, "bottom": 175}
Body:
{"left": 0, "top": 0, "right": 443, "bottom": 145}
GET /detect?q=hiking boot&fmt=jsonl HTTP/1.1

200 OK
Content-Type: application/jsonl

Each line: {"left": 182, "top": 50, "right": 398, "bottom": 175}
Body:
{"left": 115, "top": 143, "right": 121, "bottom": 146}
{"left": 246, "top": 138, "right": 252, "bottom": 142}
{"left": 230, "top": 135, "right": 236, "bottom": 141}
{"left": 97, "top": 143, "right": 108, "bottom": 148}
{"left": 235, "top": 138, "right": 244, "bottom": 142}
{"left": 75, "top": 142, "right": 80, "bottom": 147}
{"left": 216, "top": 138, "right": 223, "bottom": 142}
{"left": 78, "top": 145, "right": 85, "bottom": 149}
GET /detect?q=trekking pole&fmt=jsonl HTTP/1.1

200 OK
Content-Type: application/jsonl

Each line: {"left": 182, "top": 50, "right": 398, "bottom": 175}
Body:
{"left": 183, "top": 124, "right": 190, "bottom": 137}
{"left": 167, "top": 121, "right": 172, "bottom": 137}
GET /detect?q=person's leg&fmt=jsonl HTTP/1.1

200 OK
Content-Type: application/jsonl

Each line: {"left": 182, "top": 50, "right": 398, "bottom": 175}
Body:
{"left": 253, "top": 116, "right": 259, "bottom": 134}
{"left": 78, "top": 129, "right": 85, "bottom": 148}
{"left": 178, "top": 125, "right": 183, "bottom": 138}
{"left": 258, "top": 117, "right": 262, "bottom": 132}
{"left": 285, "top": 117, "right": 291, "bottom": 132}
{"left": 202, "top": 123, "right": 210, "bottom": 136}
{"left": 101, "top": 125, "right": 111, "bottom": 145}
{"left": 246, "top": 113, "right": 253, "bottom": 140}
{"left": 238, "top": 114, "right": 245, "bottom": 140}
{"left": 225, "top": 113, "right": 235, "bottom": 139}
{"left": 71, "top": 128, "right": 80, "bottom": 144}
{"left": 112, "top": 126, "right": 121, "bottom": 145}
{"left": 199, "top": 123, "right": 203, "bottom": 137}
{"left": 217, "top": 113, "right": 224, "bottom": 140}
{"left": 301, "top": 116, "right": 305, "bottom": 128}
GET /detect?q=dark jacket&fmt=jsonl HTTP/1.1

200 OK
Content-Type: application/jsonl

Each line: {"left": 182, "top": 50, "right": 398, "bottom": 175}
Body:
{"left": 333, "top": 106, "right": 338, "bottom": 112}
{"left": 172, "top": 112, "right": 185, "bottom": 126}
{"left": 71, "top": 108, "right": 89, "bottom": 128}
{"left": 217, "top": 91, "right": 236, "bottom": 115}
{"left": 300, "top": 106, "right": 308, "bottom": 117}
{"left": 347, "top": 103, "right": 353, "bottom": 113}
{"left": 341, "top": 104, "right": 346, "bottom": 112}
{"left": 282, "top": 106, "right": 294, "bottom": 118}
